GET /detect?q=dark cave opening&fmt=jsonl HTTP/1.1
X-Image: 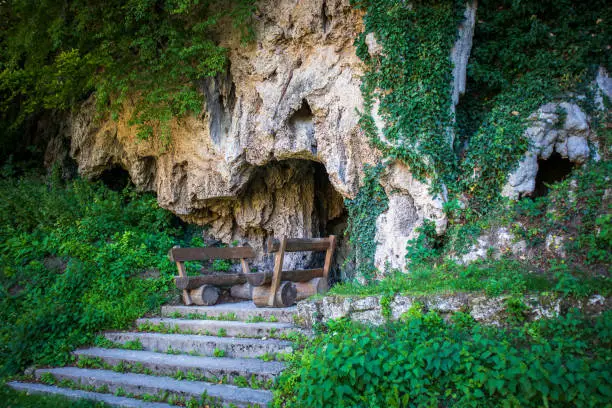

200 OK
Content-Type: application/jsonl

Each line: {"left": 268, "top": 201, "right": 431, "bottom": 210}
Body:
{"left": 294, "top": 99, "right": 313, "bottom": 119}
{"left": 245, "top": 159, "right": 348, "bottom": 278}
{"left": 532, "top": 152, "right": 575, "bottom": 198}
{"left": 95, "top": 166, "right": 131, "bottom": 191}
{"left": 312, "top": 161, "right": 347, "bottom": 238}
{"left": 310, "top": 161, "right": 348, "bottom": 282}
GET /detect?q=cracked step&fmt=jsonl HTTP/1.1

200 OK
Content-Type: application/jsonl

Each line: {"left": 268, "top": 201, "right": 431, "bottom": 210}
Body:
{"left": 35, "top": 367, "right": 272, "bottom": 408}
{"left": 104, "top": 332, "right": 293, "bottom": 358}
{"left": 74, "top": 347, "right": 285, "bottom": 383}
{"left": 136, "top": 317, "right": 297, "bottom": 338}
{"left": 7, "top": 381, "right": 174, "bottom": 407}
{"left": 161, "top": 302, "right": 297, "bottom": 323}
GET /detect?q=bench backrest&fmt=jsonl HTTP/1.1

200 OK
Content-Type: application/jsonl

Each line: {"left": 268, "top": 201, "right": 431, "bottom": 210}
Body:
{"left": 266, "top": 236, "right": 336, "bottom": 307}
{"left": 169, "top": 246, "right": 256, "bottom": 262}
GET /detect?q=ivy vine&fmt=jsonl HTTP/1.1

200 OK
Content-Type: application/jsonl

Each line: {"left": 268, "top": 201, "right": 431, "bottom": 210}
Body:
{"left": 353, "top": 0, "right": 465, "bottom": 192}
{"left": 344, "top": 164, "right": 388, "bottom": 282}
{"left": 349, "top": 0, "right": 610, "bottom": 275}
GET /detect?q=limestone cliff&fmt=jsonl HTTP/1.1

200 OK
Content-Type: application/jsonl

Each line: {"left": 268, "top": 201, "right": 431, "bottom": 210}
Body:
{"left": 46, "top": 0, "right": 455, "bottom": 273}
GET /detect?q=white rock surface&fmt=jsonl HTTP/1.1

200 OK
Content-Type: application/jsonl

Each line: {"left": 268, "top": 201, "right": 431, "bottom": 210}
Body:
{"left": 374, "top": 162, "right": 447, "bottom": 271}
{"left": 457, "top": 227, "right": 527, "bottom": 265}
{"left": 502, "top": 102, "right": 594, "bottom": 200}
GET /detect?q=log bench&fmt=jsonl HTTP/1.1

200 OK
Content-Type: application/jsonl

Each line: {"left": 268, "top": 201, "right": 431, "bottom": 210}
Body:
{"left": 248, "top": 236, "right": 336, "bottom": 308}
{"left": 168, "top": 245, "right": 255, "bottom": 306}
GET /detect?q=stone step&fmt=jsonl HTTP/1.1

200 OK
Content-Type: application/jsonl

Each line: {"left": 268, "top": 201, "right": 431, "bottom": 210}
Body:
{"left": 161, "top": 302, "right": 297, "bottom": 323}
{"left": 74, "top": 347, "right": 285, "bottom": 383}
{"left": 105, "top": 332, "right": 292, "bottom": 359}
{"left": 35, "top": 367, "right": 272, "bottom": 408}
{"left": 7, "top": 381, "right": 174, "bottom": 407}
{"left": 136, "top": 317, "right": 296, "bottom": 338}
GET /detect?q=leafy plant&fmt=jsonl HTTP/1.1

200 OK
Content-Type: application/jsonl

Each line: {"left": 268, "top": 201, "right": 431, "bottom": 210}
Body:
{"left": 0, "top": 0, "right": 256, "bottom": 152}
{"left": 344, "top": 164, "right": 388, "bottom": 281}
{"left": 274, "top": 311, "right": 612, "bottom": 407}
{"left": 0, "top": 173, "right": 183, "bottom": 377}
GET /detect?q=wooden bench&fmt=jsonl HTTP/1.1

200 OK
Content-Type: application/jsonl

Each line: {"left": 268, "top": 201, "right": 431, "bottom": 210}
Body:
{"left": 247, "top": 236, "right": 336, "bottom": 307}
{"left": 168, "top": 245, "right": 255, "bottom": 306}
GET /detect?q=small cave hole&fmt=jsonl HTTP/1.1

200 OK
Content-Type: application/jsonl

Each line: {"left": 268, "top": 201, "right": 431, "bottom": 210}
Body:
{"left": 95, "top": 166, "right": 131, "bottom": 191}
{"left": 294, "top": 99, "right": 312, "bottom": 119}
{"left": 532, "top": 152, "right": 575, "bottom": 198}
{"left": 289, "top": 99, "right": 316, "bottom": 153}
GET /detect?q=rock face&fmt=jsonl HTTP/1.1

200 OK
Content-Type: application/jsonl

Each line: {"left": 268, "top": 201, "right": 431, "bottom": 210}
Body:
{"left": 370, "top": 0, "right": 479, "bottom": 272}
{"left": 49, "top": 0, "right": 459, "bottom": 274}
{"left": 456, "top": 227, "right": 527, "bottom": 265}
{"left": 374, "top": 162, "right": 446, "bottom": 272}
{"left": 296, "top": 293, "right": 610, "bottom": 328}
{"left": 502, "top": 102, "right": 595, "bottom": 199}
{"left": 60, "top": 0, "right": 376, "bottom": 269}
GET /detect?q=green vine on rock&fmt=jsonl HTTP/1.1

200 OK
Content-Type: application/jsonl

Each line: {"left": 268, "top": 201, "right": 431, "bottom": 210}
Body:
{"left": 457, "top": 0, "right": 611, "bottom": 208}
{"left": 344, "top": 164, "right": 388, "bottom": 282}
{"left": 353, "top": 0, "right": 466, "bottom": 192}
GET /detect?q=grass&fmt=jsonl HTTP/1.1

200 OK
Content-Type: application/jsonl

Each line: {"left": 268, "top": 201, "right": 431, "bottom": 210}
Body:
{"left": 0, "top": 384, "right": 110, "bottom": 407}
{"left": 330, "top": 258, "right": 610, "bottom": 298}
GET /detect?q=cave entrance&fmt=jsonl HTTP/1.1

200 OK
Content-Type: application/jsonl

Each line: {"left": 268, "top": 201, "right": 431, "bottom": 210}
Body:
{"left": 309, "top": 161, "right": 348, "bottom": 283}
{"left": 313, "top": 162, "right": 348, "bottom": 284}
{"left": 532, "top": 152, "right": 575, "bottom": 198}
{"left": 95, "top": 166, "right": 131, "bottom": 191}
{"left": 244, "top": 159, "right": 347, "bottom": 279}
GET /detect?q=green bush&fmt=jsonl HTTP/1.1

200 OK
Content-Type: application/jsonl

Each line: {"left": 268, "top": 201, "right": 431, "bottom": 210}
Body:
{"left": 275, "top": 310, "right": 612, "bottom": 407}
{"left": 0, "top": 0, "right": 255, "bottom": 150}
{"left": 0, "top": 173, "right": 181, "bottom": 377}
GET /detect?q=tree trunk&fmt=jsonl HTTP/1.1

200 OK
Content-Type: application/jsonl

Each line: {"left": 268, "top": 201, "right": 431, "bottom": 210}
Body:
{"left": 246, "top": 269, "right": 323, "bottom": 286}
{"left": 230, "top": 282, "right": 252, "bottom": 300}
{"left": 175, "top": 274, "right": 246, "bottom": 290}
{"left": 295, "top": 277, "right": 327, "bottom": 301}
{"left": 252, "top": 281, "right": 297, "bottom": 308}
{"left": 189, "top": 285, "right": 220, "bottom": 306}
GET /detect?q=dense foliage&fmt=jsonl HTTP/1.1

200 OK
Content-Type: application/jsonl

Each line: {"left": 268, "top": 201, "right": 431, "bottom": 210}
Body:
{"left": 348, "top": 0, "right": 611, "bottom": 282}
{"left": 400, "top": 158, "right": 612, "bottom": 290}
{"left": 275, "top": 309, "right": 612, "bottom": 407}
{"left": 457, "top": 0, "right": 611, "bottom": 205}
{"left": 0, "top": 0, "right": 254, "bottom": 152}
{"left": 0, "top": 169, "right": 181, "bottom": 377}
{"left": 354, "top": 0, "right": 610, "bottom": 201}
{"left": 353, "top": 0, "right": 464, "bottom": 189}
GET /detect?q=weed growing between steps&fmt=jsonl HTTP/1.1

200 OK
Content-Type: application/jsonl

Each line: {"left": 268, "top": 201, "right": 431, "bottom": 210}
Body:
{"left": 37, "top": 371, "right": 265, "bottom": 408}
{"left": 75, "top": 355, "right": 274, "bottom": 390}
{"left": 273, "top": 309, "right": 612, "bottom": 407}
{"left": 0, "top": 172, "right": 186, "bottom": 377}
{"left": 37, "top": 371, "right": 235, "bottom": 408}
{"left": 93, "top": 336, "right": 143, "bottom": 351}
{"left": 0, "top": 385, "right": 110, "bottom": 407}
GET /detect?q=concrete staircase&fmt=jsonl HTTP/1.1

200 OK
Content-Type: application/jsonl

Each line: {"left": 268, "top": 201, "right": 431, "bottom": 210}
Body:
{"left": 8, "top": 302, "right": 302, "bottom": 407}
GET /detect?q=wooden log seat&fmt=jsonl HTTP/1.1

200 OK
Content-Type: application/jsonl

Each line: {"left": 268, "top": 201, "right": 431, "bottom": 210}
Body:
{"left": 168, "top": 245, "right": 255, "bottom": 306}
{"left": 255, "top": 236, "right": 336, "bottom": 308}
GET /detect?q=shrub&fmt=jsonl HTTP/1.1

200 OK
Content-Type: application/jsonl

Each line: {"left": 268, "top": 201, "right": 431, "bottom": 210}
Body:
{"left": 275, "top": 311, "right": 612, "bottom": 407}
{"left": 0, "top": 174, "right": 181, "bottom": 376}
